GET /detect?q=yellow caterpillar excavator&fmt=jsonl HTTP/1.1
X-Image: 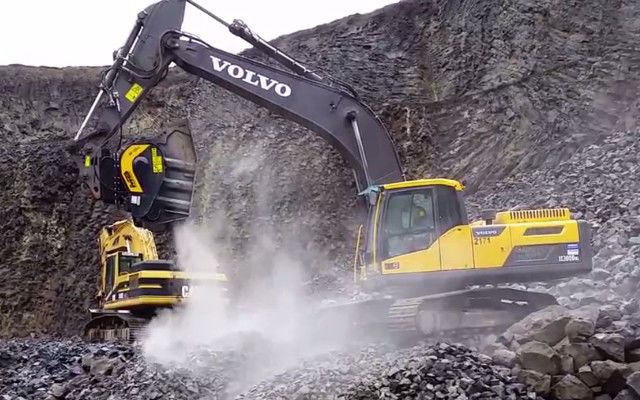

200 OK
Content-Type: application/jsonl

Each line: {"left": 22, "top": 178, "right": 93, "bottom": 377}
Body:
{"left": 73, "top": 0, "right": 592, "bottom": 337}
{"left": 85, "top": 219, "right": 227, "bottom": 341}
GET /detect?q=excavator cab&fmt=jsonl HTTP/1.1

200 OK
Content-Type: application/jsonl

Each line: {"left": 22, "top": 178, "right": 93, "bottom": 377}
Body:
{"left": 356, "top": 179, "right": 592, "bottom": 294}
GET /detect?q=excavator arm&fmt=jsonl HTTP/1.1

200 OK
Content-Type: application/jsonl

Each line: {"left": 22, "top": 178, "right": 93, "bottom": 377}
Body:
{"left": 75, "top": 0, "right": 403, "bottom": 225}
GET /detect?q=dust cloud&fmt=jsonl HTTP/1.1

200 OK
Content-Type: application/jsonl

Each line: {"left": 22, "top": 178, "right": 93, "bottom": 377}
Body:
{"left": 142, "top": 157, "right": 358, "bottom": 390}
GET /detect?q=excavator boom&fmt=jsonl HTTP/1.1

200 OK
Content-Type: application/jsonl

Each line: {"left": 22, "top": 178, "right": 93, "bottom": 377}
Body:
{"left": 75, "top": 0, "right": 403, "bottom": 225}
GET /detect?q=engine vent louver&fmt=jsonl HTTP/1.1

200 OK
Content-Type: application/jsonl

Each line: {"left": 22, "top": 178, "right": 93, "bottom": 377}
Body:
{"left": 494, "top": 208, "right": 570, "bottom": 224}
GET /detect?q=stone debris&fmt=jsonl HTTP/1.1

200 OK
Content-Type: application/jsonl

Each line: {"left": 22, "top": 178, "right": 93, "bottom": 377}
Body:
{"left": 550, "top": 375, "right": 593, "bottom": 400}
{"left": 0, "top": 339, "right": 233, "bottom": 400}
{"left": 239, "top": 342, "right": 536, "bottom": 400}
{"left": 0, "top": 339, "right": 537, "bottom": 400}
{"left": 517, "top": 341, "right": 561, "bottom": 375}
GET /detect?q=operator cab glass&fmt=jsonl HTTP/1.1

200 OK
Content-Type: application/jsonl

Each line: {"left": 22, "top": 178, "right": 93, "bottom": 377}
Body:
{"left": 105, "top": 255, "right": 116, "bottom": 291}
{"left": 118, "top": 253, "right": 143, "bottom": 275}
{"left": 381, "top": 188, "right": 437, "bottom": 259}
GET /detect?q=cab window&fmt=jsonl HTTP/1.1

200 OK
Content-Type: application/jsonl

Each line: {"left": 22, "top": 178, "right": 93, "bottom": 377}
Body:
{"left": 362, "top": 205, "right": 377, "bottom": 264}
{"left": 380, "top": 189, "right": 436, "bottom": 259}
{"left": 105, "top": 255, "right": 116, "bottom": 291}
{"left": 118, "top": 254, "right": 142, "bottom": 275}
{"left": 436, "top": 185, "right": 463, "bottom": 235}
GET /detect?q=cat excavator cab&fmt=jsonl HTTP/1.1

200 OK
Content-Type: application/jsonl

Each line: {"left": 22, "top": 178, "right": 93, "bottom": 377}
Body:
{"left": 85, "top": 219, "right": 227, "bottom": 341}
{"left": 73, "top": 0, "right": 592, "bottom": 337}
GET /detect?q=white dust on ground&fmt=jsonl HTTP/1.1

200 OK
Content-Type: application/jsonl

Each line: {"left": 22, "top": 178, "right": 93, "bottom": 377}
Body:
{"left": 142, "top": 151, "right": 359, "bottom": 391}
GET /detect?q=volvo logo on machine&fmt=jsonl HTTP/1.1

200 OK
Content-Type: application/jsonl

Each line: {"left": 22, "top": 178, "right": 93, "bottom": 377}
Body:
{"left": 210, "top": 56, "right": 292, "bottom": 97}
{"left": 472, "top": 226, "right": 506, "bottom": 237}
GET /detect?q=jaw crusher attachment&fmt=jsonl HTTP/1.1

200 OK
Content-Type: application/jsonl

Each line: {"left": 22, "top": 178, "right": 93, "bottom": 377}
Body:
{"left": 81, "top": 120, "right": 197, "bottom": 226}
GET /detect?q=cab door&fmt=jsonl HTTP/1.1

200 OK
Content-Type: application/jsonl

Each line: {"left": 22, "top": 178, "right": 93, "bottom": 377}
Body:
{"left": 377, "top": 187, "right": 441, "bottom": 274}
{"left": 435, "top": 186, "right": 474, "bottom": 270}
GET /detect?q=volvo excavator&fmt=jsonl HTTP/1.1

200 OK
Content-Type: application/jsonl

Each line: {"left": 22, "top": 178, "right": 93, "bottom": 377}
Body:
{"left": 73, "top": 0, "right": 592, "bottom": 338}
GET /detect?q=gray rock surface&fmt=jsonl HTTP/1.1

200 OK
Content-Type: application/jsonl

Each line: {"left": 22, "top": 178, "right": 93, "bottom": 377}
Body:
{"left": 591, "top": 333, "right": 626, "bottom": 363}
{"left": 493, "top": 348, "right": 518, "bottom": 368}
{"left": 504, "top": 306, "right": 572, "bottom": 347}
{"left": 0, "top": 339, "right": 535, "bottom": 400}
{"left": 578, "top": 365, "right": 600, "bottom": 388}
{"left": 614, "top": 390, "right": 640, "bottom": 400}
{"left": 627, "top": 372, "right": 640, "bottom": 397}
{"left": 517, "top": 340, "right": 560, "bottom": 375}
{"left": 566, "top": 318, "right": 596, "bottom": 343}
{"left": 517, "top": 369, "right": 551, "bottom": 396}
{"left": 555, "top": 340, "right": 603, "bottom": 369}
{"left": 551, "top": 375, "right": 594, "bottom": 400}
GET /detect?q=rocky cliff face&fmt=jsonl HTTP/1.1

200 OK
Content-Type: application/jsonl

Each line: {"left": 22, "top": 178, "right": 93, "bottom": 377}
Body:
{"left": 0, "top": 66, "right": 195, "bottom": 336}
{"left": 2, "top": 0, "right": 640, "bottom": 336}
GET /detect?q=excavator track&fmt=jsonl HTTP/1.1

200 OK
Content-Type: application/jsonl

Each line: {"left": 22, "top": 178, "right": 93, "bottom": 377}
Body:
{"left": 386, "top": 288, "right": 558, "bottom": 339}
{"left": 316, "top": 287, "right": 558, "bottom": 344}
{"left": 387, "top": 297, "right": 426, "bottom": 333}
{"left": 84, "top": 311, "right": 148, "bottom": 342}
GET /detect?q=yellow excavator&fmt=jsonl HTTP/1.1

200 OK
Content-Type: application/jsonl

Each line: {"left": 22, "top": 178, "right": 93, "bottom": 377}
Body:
{"left": 346, "top": 178, "right": 590, "bottom": 336}
{"left": 85, "top": 219, "right": 227, "bottom": 341}
{"left": 73, "top": 0, "right": 592, "bottom": 337}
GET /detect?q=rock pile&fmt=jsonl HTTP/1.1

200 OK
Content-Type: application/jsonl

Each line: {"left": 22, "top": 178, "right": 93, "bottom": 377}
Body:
{"left": 0, "top": 339, "right": 236, "bottom": 400}
{"left": 487, "top": 304, "right": 640, "bottom": 399}
{"left": 1, "top": 338, "right": 537, "bottom": 400}
{"left": 239, "top": 342, "right": 535, "bottom": 400}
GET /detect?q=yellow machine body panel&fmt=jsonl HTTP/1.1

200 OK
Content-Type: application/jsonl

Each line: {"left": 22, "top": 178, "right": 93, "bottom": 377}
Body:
{"left": 382, "top": 178, "right": 464, "bottom": 191}
{"left": 99, "top": 219, "right": 158, "bottom": 265}
{"left": 471, "top": 224, "right": 512, "bottom": 269}
{"left": 439, "top": 224, "right": 474, "bottom": 270}
{"left": 119, "top": 144, "right": 150, "bottom": 193}
{"left": 103, "top": 296, "right": 182, "bottom": 310}
{"left": 509, "top": 220, "right": 579, "bottom": 246}
{"left": 97, "top": 220, "right": 227, "bottom": 311}
{"left": 357, "top": 180, "right": 592, "bottom": 290}
{"left": 381, "top": 240, "right": 441, "bottom": 274}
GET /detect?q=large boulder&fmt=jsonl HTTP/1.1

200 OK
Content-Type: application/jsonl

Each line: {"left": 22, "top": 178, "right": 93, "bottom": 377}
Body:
{"left": 589, "top": 360, "right": 634, "bottom": 395}
{"left": 613, "top": 389, "right": 640, "bottom": 400}
{"left": 518, "top": 341, "right": 561, "bottom": 374}
{"left": 591, "top": 360, "right": 632, "bottom": 381}
{"left": 505, "top": 305, "right": 600, "bottom": 347}
{"left": 518, "top": 369, "right": 551, "bottom": 396}
{"left": 504, "top": 306, "right": 572, "bottom": 346}
{"left": 551, "top": 375, "right": 594, "bottom": 400}
{"left": 566, "top": 318, "right": 596, "bottom": 342}
{"left": 556, "top": 339, "right": 603, "bottom": 369}
{"left": 627, "top": 371, "right": 640, "bottom": 396}
{"left": 591, "top": 333, "right": 626, "bottom": 362}
{"left": 492, "top": 349, "right": 517, "bottom": 368}
{"left": 578, "top": 365, "right": 600, "bottom": 387}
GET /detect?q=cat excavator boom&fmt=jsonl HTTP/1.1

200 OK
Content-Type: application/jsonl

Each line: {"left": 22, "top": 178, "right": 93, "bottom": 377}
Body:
{"left": 74, "top": 0, "right": 592, "bottom": 338}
